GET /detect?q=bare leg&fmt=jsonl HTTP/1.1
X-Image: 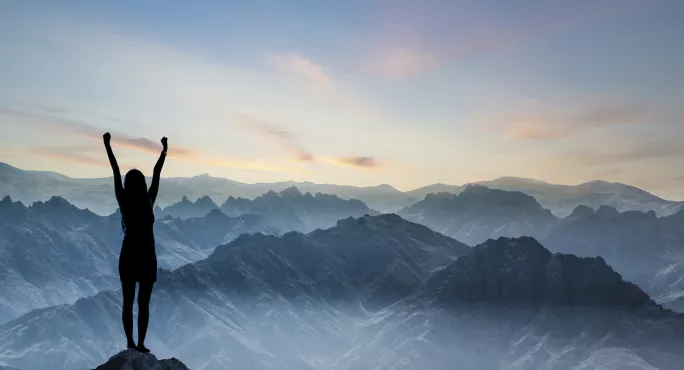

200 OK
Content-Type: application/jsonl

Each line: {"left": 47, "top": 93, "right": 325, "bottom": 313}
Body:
{"left": 121, "top": 281, "right": 136, "bottom": 349}
{"left": 136, "top": 281, "right": 154, "bottom": 353}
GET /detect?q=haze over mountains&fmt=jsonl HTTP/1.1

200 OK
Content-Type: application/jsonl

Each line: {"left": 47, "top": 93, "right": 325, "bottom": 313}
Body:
{"left": 3, "top": 162, "right": 682, "bottom": 217}
{"left": 2, "top": 216, "right": 682, "bottom": 370}
{"left": 2, "top": 161, "right": 684, "bottom": 369}
{"left": 0, "top": 195, "right": 276, "bottom": 324}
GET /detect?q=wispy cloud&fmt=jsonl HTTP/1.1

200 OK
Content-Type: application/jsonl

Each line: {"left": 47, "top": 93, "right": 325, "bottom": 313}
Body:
{"left": 323, "top": 156, "right": 382, "bottom": 169}
{"left": 0, "top": 104, "right": 191, "bottom": 155}
{"left": 231, "top": 113, "right": 314, "bottom": 162}
{"left": 271, "top": 52, "right": 336, "bottom": 92}
{"left": 33, "top": 147, "right": 114, "bottom": 168}
{"left": 0, "top": 104, "right": 309, "bottom": 175}
{"left": 269, "top": 52, "right": 376, "bottom": 117}
{"left": 500, "top": 102, "right": 662, "bottom": 140}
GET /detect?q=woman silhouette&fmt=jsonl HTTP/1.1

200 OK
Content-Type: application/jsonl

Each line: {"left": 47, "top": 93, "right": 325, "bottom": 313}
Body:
{"left": 104, "top": 132, "right": 167, "bottom": 353}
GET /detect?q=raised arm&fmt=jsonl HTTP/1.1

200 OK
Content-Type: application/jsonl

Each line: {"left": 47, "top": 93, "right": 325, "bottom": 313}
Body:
{"left": 103, "top": 133, "right": 124, "bottom": 201}
{"left": 149, "top": 137, "right": 167, "bottom": 205}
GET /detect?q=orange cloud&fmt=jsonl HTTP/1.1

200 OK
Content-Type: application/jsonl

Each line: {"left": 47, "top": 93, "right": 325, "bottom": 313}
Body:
{"left": 33, "top": 147, "right": 130, "bottom": 168}
{"left": 2, "top": 103, "right": 311, "bottom": 175}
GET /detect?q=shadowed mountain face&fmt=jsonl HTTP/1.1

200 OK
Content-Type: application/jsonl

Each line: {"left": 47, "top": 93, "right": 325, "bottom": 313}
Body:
{"left": 0, "top": 196, "right": 275, "bottom": 324}
{"left": 543, "top": 206, "right": 684, "bottom": 311}
{"left": 399, "top": 185, "right": 558, "bottom": 245}
{"left": 1, "top": 220, "right": 682, "bottom": 370}
{"left": 421, "top": 237, "right": 654, "bottom": 309}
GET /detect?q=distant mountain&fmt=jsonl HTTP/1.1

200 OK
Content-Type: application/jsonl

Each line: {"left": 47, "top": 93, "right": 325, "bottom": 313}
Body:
{"left": 219, "top": 187, "right": 379, "bottom": 233}
{"left": 399, "top": 185, "right": 557, "bottom": 245}
{"left": 158, "top": 195, "right": 219, "bottom": 219}
{"left": 0, "top": 196, "right": 274, "bottom": 324}
{"left": 407, "top": 176, "right": 684, "bottom": 217}
{"left": 2, "top": 218, "right": 683, "bottom": 370}
{"left": 0, "top": 162, "right": 410, "bottom": 215}
{"left": 5, "top": 162, "right": 681, "bottom": 217}
{"left": 476, "top": 177, "right": 684, "bottom": 217}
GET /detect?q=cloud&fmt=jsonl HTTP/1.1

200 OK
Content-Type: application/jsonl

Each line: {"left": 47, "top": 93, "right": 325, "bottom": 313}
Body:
{"left": 1, "top": 104, "right": 309, "bottom": 175}
{"left": 0, "top": 104, "right": 190, "bottom": 155}
{"left": 231, "top": 113, "right": 314, "bottom": 162}
{"left": 323, "top": 156, "right": 382, "bottom": 169}
{"left": 270, "top": 52, "right": 336, "bottom": 92}
{"left": 269, "top": 52, "right": 376, "bottom": 117}
{"left": 501, "top": 102, "right": 662, "bottom": 140}
{"left": 33, "top": 147, "right": 115, "bottom": 168}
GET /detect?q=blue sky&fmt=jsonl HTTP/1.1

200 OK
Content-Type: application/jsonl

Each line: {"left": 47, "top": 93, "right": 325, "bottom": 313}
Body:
{"left": 1, "top": 0, "right": 683, "bottom": 198}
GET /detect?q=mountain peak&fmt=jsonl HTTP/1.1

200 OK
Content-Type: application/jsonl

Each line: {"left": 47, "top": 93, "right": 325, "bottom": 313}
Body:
{"left": 279, "top": 186, "right": 303, "bottom": 198}
{"left": 426, "top": 236, "right": 658, "bottom": 310}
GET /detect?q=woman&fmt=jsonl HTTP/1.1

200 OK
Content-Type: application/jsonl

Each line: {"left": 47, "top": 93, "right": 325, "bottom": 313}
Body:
{"left": 104, "top": 132, "right": 167, "bottom": 353}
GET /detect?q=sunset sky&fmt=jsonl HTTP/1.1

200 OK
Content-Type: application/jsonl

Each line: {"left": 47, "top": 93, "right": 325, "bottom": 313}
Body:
{"left": 1, "top": 0, "right": 683, "bottom": 199}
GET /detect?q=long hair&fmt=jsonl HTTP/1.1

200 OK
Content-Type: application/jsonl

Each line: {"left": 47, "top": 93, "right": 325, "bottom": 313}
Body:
{"left": 120, "top": 169, "right": 153, "bottom": 233}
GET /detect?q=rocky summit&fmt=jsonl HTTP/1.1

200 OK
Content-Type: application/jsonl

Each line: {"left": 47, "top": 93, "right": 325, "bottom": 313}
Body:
{"left": 93, "top": 349, "right": 189, "bottom": 370}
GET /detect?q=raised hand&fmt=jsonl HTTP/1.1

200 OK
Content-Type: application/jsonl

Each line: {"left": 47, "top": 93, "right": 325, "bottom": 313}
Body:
{"left": 161, "top": 137, "right": 168, "bottom": 152}
{"left": 103, "top": 132, "right": 111, "bottom": 146}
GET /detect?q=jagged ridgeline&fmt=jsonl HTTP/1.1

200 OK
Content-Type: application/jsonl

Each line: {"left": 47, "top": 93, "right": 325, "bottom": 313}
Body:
{"left": 1, "top": 214, "right": 683, "bottom": 370}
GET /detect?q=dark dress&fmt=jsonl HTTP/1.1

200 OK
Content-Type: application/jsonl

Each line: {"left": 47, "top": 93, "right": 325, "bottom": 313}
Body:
{"left": 118, "top": 195, "right": 157, "bottom": 283}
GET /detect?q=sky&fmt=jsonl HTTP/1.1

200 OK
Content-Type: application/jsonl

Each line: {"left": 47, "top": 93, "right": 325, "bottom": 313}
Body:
{"left": 1, "top": 0, "right": 683, "bottom": 199}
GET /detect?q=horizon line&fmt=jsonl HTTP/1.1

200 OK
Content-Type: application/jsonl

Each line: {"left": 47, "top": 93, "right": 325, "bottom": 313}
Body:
{"left": 1, "top": 160, "right": 678, "bottom": 202}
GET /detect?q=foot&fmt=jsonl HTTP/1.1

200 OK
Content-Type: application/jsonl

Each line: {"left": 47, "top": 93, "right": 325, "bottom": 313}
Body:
{"left": 127, "top": 340, "right": 137, "bottom": 350}
{"left": 136, "top": 343, "right": 150, "bottom": 353}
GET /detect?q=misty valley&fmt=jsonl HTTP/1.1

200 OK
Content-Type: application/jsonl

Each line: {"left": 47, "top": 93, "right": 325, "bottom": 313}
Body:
{"left": 1, "top": 163, "right": 684, "bottom": 369}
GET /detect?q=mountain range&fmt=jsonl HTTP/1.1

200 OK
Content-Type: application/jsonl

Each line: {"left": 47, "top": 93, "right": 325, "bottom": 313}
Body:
{"left": 158, "top": 187, "right": 378, "bottom": 233}
{"left": 0, "top": 216, "right": 681, "bottom": 370}
{"left": 3, "top": 162, "right": 682, "bottom": 217}
{"left": 0, "top": 195, "right": 275, "bottom": 324}
{"left": 399, "top": 185, "right": 684, "bottom": 311}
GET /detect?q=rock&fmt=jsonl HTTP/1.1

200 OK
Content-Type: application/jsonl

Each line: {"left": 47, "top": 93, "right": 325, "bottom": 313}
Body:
{"left": 93, "top": 349, "right": 189, "bottom": 370}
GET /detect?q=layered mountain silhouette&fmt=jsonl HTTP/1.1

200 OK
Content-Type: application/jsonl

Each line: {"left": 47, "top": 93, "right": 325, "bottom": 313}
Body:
{"left": 219, "top": 187, "right": 379, "bottom": 232}
{"left": 3, "top": 162, "right": 682, "bottom": 216}
{"left": 407, "top": 177, "right": 684, "bottom": 217}
{"left": 399, "top": 185, "right": 557, "bottom": 244}
{"left": 157, "top": 187, "right": 377, "bottom": 232}
{"left": 0, "top": 196, "right": 274, "bottom": 323}
{"left": 1, "top": 215, "right": 682, "bottom": 370}
{"left": 157, "top": 195, "right": 220, "bottom": 219}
